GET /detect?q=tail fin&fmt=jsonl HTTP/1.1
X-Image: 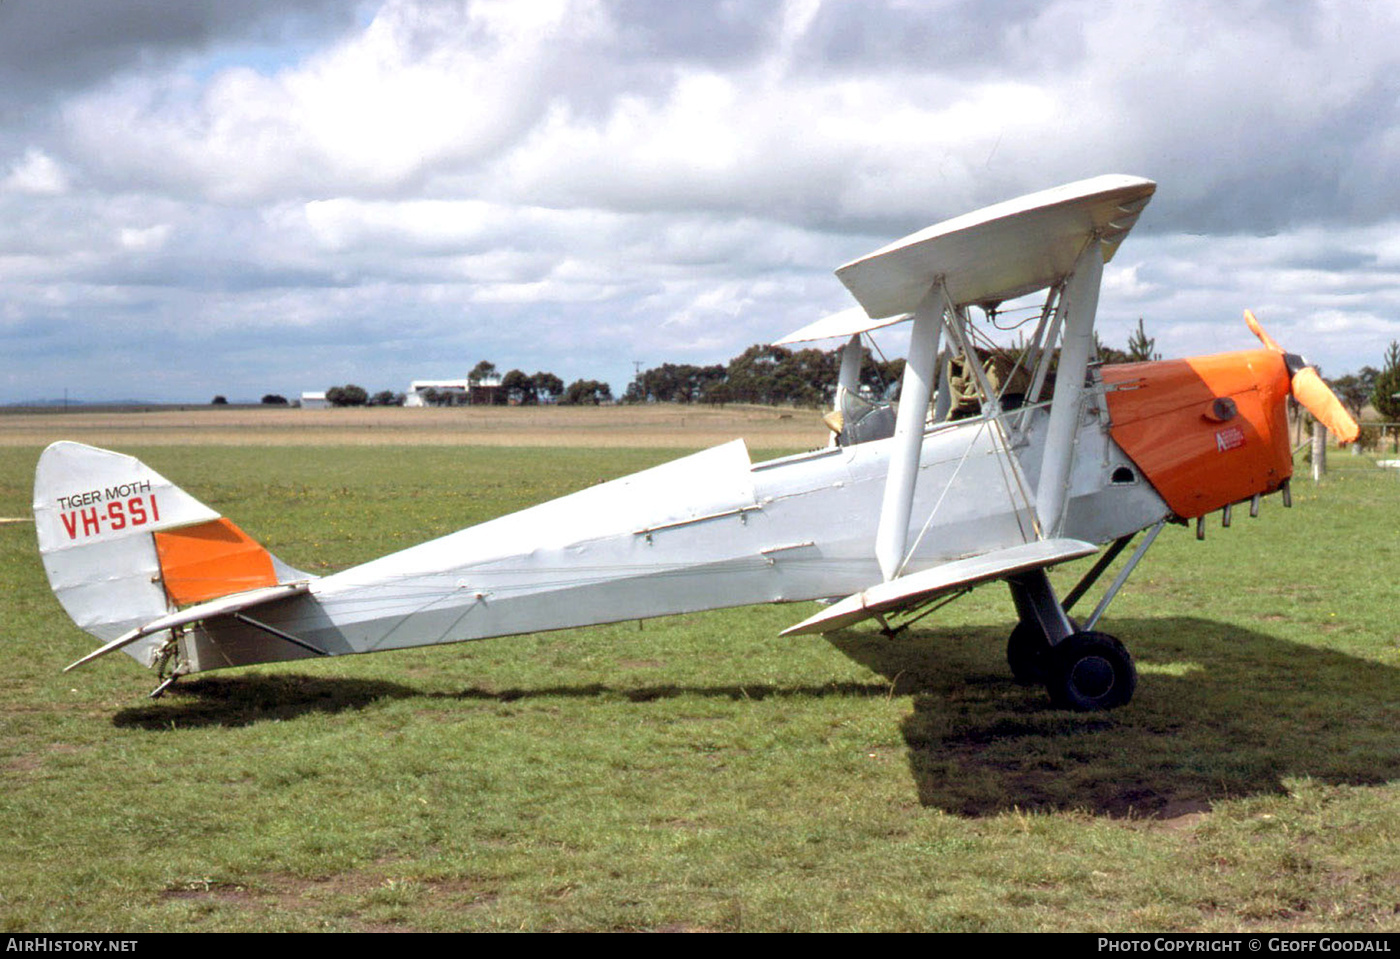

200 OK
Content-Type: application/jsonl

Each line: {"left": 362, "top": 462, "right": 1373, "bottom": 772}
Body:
{"left": 33, "top": 442, "right": 309, "bottom": 667}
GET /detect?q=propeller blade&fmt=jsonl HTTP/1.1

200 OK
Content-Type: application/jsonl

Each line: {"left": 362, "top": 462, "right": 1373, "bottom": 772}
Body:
{"left": 1243, "top": 310, "right": 1360, "bottom": 443}
{"left": 1244, "top": 309, "right": 1282, "bottom": 353}
{"left": 1291, "top": 365, "right": 1360, "bottom": 444}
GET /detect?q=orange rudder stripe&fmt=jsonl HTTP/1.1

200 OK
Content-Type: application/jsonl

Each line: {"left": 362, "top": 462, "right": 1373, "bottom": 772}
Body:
{"left": 154, "top": 518, "right": 279, "bottom": 606}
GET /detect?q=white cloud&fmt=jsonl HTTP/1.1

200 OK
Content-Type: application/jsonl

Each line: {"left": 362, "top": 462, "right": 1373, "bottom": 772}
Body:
{"left": 3, "top": 0, "right": 1400, "bottom": 403}
{"left": 60, "top": 0, "right": 615, "bottom": 204}
{"left": 118, "top": 224, "right": 173, "bottom": 251}
{"left": 3, "top": 149, "right": 69, "bottom": 195}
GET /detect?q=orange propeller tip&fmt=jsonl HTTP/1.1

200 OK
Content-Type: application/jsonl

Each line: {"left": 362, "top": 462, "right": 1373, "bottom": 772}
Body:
{"left": 1243, "top": 309, "right": 1283, "bottom": 353}
{"left": 1291, "top": 365, "right": 1361, "bottom": 444}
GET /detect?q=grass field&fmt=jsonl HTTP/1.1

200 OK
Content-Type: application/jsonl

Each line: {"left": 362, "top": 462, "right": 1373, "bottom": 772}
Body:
{"left": 1, "top": 408, "right": 1398, "bottom": 931}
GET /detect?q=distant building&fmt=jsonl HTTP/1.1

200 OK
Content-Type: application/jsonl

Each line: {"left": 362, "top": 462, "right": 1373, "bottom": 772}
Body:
{"left": 301, "top": 391, "right": 329, "bottom": 409}
{"left": 405, "top": 376, "right": 502, "bottom": 407}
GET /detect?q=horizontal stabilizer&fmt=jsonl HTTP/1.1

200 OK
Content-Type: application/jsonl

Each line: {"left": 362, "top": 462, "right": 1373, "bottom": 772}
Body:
{"left": 63, "top": 581, "right": 312, "bottom": 673}
{"left": 781, "top": 538, "right": 1097, "bottom": 636}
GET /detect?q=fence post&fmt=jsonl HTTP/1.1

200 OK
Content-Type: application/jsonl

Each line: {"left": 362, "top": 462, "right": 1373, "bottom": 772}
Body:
{"left": 1312, "top": 421, "right": 1327, "bottom": 481}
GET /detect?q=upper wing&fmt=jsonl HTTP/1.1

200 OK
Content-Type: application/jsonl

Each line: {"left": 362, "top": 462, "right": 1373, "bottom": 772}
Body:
{"left": 772, "top": 306, "right": 912, "bottom": 346}
{"left": 835, "top": 175, "right": 1156, "bottom": 318}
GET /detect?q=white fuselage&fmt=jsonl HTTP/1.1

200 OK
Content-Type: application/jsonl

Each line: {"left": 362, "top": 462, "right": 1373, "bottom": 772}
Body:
{"left": 183, "top": 404, "right": 1169, "bottom": 672}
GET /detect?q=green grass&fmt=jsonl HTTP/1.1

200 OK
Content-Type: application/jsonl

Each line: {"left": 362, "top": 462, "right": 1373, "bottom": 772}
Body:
{"left": 1, "top": 445, "right": 1398, "bottom": 931}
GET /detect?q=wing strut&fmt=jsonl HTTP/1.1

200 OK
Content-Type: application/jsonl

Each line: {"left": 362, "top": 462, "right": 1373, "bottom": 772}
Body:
{"left": 1033, "top": 239, "right": 1104, "bottom": 536}
{"left": 1015, "top": 281, "right": 1065, "bottom": 429}
{"left": 874, "top": 285, "right": 943, "bottom": 581}
{"left": 874, "top": 282, "right": 1048, "bottom": 582}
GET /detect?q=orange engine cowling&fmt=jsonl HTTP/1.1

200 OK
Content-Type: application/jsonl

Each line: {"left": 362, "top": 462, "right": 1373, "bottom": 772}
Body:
{"left": 1100, "top": 349, "right": 1294, "bottom": 519}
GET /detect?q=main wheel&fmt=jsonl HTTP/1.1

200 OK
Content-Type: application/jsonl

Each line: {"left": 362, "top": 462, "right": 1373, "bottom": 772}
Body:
{"left": 1044, "top": 631, "right": 1136, "bottom": 711}
{"left": 1006, "top": 618, "right": 1079, "bottom": 685}
{"left": 1006, "top": 622, "right": 1051, "bottom": 685}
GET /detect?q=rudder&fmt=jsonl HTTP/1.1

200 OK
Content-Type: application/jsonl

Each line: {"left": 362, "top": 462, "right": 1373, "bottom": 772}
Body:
{"left": 33, "top": 442, "right": 307, "bottom": 667}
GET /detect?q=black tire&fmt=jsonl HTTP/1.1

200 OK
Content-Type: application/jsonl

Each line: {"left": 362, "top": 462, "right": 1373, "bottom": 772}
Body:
{"left": 1044, "top": 631, "right": 1136, "bottom": 711}
{"left": 1006, "top": 621, "right": 1051, "bottom": 685}
{"left": 1006, "top": 617, "right": 1079, "bottom": 686}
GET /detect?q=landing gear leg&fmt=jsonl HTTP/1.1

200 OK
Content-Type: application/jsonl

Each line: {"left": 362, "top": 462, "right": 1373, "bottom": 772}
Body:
{"left": 1005, "top": 569, "right": 1136, "bottom": 710}
{"left": 1005, "top": 569, "right": 1073, "bottom": 684}
{"left": 148, "top": 632, "right": 188, "bottom": 699}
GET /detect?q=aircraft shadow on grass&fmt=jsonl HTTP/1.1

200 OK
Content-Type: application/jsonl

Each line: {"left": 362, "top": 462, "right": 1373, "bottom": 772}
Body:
{"left": 112, "top": 673, "right": 894, "bottom": 730}
{"left": 114, "top": 615, "right": 1398, "bottom": 820}
{"left": 112, "top": 674, "right": 418, "bottom": 730}
{"left": 829, "top": 615, "right": 1400, "bottom": 818}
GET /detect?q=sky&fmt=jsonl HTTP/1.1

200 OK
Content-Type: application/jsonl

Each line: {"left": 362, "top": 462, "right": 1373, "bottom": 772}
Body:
{"left": 2, "top": 0, "right": 1399, "bottom": 404}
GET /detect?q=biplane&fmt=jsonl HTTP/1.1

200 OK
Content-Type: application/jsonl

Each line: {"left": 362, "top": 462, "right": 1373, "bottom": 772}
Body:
{"left": 34, "top": 175, "right": 1359, "bottom": 709}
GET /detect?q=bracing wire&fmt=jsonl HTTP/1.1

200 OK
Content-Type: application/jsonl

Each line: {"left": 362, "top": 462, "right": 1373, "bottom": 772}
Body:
{"left": 987, "top": 303, "right": 1045, "bottom": 331}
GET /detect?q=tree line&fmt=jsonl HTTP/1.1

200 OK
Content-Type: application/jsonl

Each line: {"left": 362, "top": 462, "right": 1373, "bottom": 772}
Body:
{"left": 621, "top": 318, "right": 1162, "bottom": 409}
{"left": 251, "top": 389, "right": 404, "bottom": 406}
{"left": 1326, "top": 341, "right": 1400, "bottom": 423}
{"left": 285, "top": 319, "right": 1158, "bottom": 412}
{"left": 1331, "top": 340, "right": 1400, "bottom": 450}
{"left": 622, "top": 345, "right": 904, "bottom": 407}
{"left": 312, "top": 368, "right": 613, "bottom": 407}
{"left": 250, "top": 323, "right": 1400, "bottom": 423}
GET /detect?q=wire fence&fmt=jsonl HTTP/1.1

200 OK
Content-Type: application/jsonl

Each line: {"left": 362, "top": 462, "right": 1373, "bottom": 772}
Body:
{"left": 1298, "top": 420, "right": 1400, "bottom": 479}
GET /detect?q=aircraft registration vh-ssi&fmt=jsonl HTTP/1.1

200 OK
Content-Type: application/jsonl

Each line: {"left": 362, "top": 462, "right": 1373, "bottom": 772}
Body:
{"left": 34, "top": 175, "right": 1359, "bottom": 709}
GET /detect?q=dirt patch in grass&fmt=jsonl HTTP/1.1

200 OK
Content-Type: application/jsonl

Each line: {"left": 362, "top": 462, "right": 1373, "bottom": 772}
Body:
{"left": 1152, "top": 801, "right": 1213, "bottom": 831}
{"left": 3, "top": 753, "right": 42, "bottom": 775}
{"left": 278, "top": 870, "right": 501, "bottom": 929}
{"left": 153, "top": 869, "right": 503, "bottom": 931}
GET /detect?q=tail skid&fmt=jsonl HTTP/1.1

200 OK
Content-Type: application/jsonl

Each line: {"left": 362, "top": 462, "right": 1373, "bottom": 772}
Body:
{"left": 33, "top": 442, "right": 313, "bottom": 669}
